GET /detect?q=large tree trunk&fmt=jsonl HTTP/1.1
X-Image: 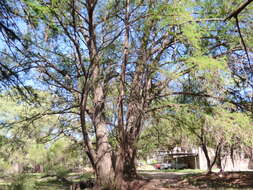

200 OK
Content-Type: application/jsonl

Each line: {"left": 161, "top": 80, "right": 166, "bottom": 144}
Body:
{"left": 122, "top": 145, "right": 137, "bottom": 178}
{"left": 86, "top": 2, "right": 117, "bottom": 183}
{"left": 122, "top": 102, "right": 142, "bottom": 179}
{"left": 92, "top": 83, "right": 115, "bottom": 187}
{"left": 114, "top": 111, "right": 140, "bottom": 184}
{"left": 114, "top": 148, "right": 125, "bottom": 187}
{"left": 114, "top": 145, "right": 137, "bottom": 188}
{"left": 94, "top": 122, "right": 115, "bottom": 187}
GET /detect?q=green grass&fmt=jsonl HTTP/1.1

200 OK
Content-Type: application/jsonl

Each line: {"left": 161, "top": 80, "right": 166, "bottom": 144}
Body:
{"left": 0, "top": 172, "right": 93, "bottom": 190}
{"left": 138, "top": 169, "right": 205, "bottom": 173}
{"left": 161, "top": 169, "right": 204, "bottom": 173}
{"left": 36, "top": 179, "right": 69, "bottom": 190}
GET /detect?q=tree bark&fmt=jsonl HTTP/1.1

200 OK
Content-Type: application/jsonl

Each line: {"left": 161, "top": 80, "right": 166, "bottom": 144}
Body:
{"left": 82, "top": 0, "right": 117, "bottom": 187}
{"left": 123, "top": 145, "right": 137, "bottom": 178}
{"left": 91, "top": 82, "right": 115, "bottom": 187}
{"left": 201, "top": 143, "right": 212, "bottom": 174}
{"left": 201, "top": 141, "right": 222, "bottom": 174}
{"left": 114, "top": 148, "right": 125, "bottom": 187}
{"left": 114, "top": 144, "right": 137, "bottom": 188}
{"left": 94, "top": 118, "right": 115, "bottom": 187}
{"left": 122, "top": 102, "right": 142, "bottom": 179}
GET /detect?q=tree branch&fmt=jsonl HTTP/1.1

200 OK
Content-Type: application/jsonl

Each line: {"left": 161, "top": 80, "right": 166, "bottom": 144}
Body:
{"left": 225, "top": 0, "right": 253, "bottom": 21}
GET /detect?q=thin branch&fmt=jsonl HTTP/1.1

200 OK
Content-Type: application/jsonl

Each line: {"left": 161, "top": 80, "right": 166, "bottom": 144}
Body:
{"left": 235, "top": 16, "right": 251, "bottom": 68}
{"left": 225, "top": 0, "right": 253, "bottom": 21}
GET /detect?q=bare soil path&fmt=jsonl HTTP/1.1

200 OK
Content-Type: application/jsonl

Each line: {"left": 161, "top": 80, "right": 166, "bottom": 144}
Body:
{"left": 124, "top": 171, "right": 253, "bottom": 190}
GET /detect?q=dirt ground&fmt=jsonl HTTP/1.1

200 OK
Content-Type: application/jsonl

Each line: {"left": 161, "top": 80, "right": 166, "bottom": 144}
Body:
{"left": 124, "top": 171, "right": 253, "bottom": 190}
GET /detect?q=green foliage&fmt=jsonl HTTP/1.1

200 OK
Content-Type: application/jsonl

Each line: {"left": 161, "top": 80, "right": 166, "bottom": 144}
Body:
{"left": 54, "top": 166, "right": 70, "bottom": 178}
{"left": 26, "top": 143, "right": 47, "bottom": 164}
{"left": 182, "top": 23, "right": 202, "bottom": 50}
{"left": 10, "top": 174, "right": 36, "bottom": 190}
{"left": 0, "top": 89, "right": 65, "bottom": 143}
{"left": 187, "top": 56, "right": 227, "bottom": 71}
{"left": 22, "top": 0, "right": 68, "bottom": 36}
{"left": 1, "top": 0, "right": 252, "bottom": 183}
{"left": 0, "top": 90, "right": 84, "bottom": 174}
{"left": 138, "top": 118, "right": 186, "bottom": 158}
{"left": 169, "top": 100, "right": 253, "bottom": 152}
{"left": 0, "top": 158, "right": 10, "bottom": 171}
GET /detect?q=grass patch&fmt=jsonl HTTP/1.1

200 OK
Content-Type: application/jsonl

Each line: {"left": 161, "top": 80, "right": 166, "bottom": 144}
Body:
{"left": 0, "top": 172, "right": 94, "bottom": 190}
{"left": 36, "top": 179, "right": 69, "bottom": 190}
{"left": 161, "top": 169, "right": 204, "bottom": 173}
{"left": 138, "top": 169, "right": 205, "bottom": 173}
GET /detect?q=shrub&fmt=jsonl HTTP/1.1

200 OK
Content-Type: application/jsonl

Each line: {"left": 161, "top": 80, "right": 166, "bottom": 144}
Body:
{"left": 55, "top": 166, "right": 70, "bottom": 178}
{"left": 10, "top": 174, "right": 36, "bottom": 190}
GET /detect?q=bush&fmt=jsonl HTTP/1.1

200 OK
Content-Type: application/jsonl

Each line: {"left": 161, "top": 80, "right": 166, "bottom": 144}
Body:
{"left": 44, "top": 165, "right": 70, "bottom": 177}
{"left": 55, "top": 166, "right": 70, "bottom": 178}
{"left": 10, "top": 174, "right": 36, "bottom": 190}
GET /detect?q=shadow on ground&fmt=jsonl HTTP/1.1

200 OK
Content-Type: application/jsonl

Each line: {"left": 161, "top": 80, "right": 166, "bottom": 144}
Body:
{"left": 132, "top": 171, "right": 253, "bottom": 190}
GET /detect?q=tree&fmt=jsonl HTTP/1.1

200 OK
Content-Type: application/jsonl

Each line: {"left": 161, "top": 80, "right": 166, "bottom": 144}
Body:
{"left": 0, "top": 0, "right": 37, "bottom": 101}
{"left": 195, "top": 0, "right": 253, "bottom": 112}
{"left": 0, "top": 90, "right": 86, "bottom": 174}
{"left": 14, "top": 0, "right": 212, "bottom": 187}
{"left": 0, "top": 0, "right": 21, "bottom": 42}
{"left": 162, "top": 72, "right": 253, "bottom": 173}
{"left": 1, "top": 0, "right": 252, "bottom": 188}
{"left": 138, "top": 118, "right": 188, "bottom": 160}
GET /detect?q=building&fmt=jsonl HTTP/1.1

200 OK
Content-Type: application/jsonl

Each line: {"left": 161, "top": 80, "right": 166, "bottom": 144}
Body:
{"left": 147, "top": 147, "right": 253, "bottom": 171}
